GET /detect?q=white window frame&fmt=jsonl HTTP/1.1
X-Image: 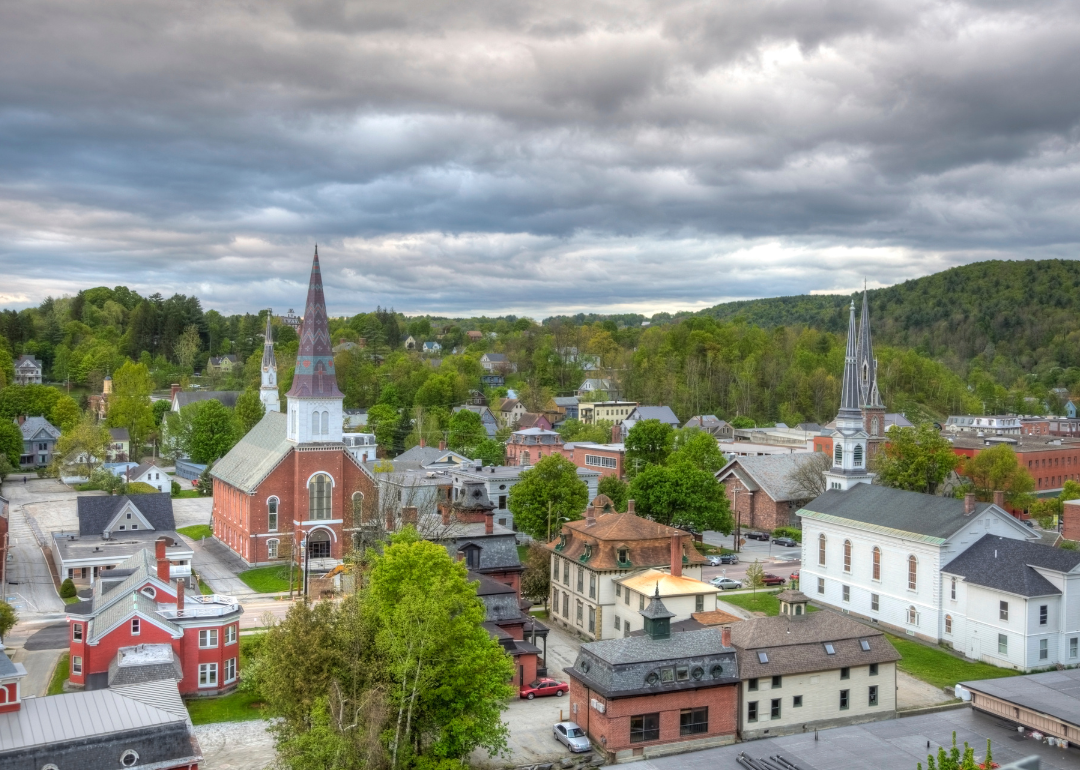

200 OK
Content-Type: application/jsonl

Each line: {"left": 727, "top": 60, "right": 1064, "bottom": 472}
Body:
{"left": 267, "top": 497, "right": 279, "bottom": 532}
{"left": 72, "top": 655, "right": 82, "bottom": 675}
{"left": 225, "top": 657, "right": 237, "bottom": 683}
{"left": 584, "top": 454, "right": 617, "bottom": 469}
{"left": 267, "top": 539, "right": 279, "bottom": 559}
{"left": 199, "top": 628, "right": 219, "bottom": 649}
{"left": 199, "top": 662, "right": 219, "bottom": 688}
{"left": 225, "top": 624, "right": 237, "bottom": 645}
{"left": 72, "top": 623, "right": 82, "bottom": 642}
{"left": 131, "top": 618, "right": 141, "bottom": 636}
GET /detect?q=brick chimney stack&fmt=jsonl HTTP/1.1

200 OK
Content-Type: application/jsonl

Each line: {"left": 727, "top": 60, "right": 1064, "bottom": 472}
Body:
{"left": 611, "top": 423, "right": 620, "bottom": 443}
{"left": 627, "top": 499, "right": 635, "bottom": 514}
{"left": 441, "top": 503, "right": 451, "bottom": 526}
{"left": 176, "top": 578, "right": 185, "bottom": 613}
{"left": 670, "top": 533, "right": 682, "bottom": 578}
{"left": 721, "top": 625, "right": 731, "bottom": 648}
{"left": 586, "top": 504, "right": 596, "bottom": 526}
{"left": 402, "top": 506, "right": 418, "bottom": 526}
{"left": 155, "top": 538, "right": 170, "bottom": 582}
{"left": 993, "top": 490, "right": 1005, "bottom": 509}
{"left": 170, "top": 383, "right": 181, "bottom": 401}
{"left": 386, "top": 510, "right": 395, "bottom": 532}
{"left": 964, "top": 493, "right": 976, "bottom": 515}
{"left": 439, "top": 439, "right": 447, "bottom": 451}
{"left": 419, "top": 438, "right": 426, "bottom": 448}
{"left": 484, "top": 510, "right": 494, "bottom": 535}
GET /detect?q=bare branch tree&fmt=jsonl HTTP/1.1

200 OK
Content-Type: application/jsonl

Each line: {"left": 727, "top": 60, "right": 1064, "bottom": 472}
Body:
{"left": 785, "top": 452, "right": 832, "bottom": 500}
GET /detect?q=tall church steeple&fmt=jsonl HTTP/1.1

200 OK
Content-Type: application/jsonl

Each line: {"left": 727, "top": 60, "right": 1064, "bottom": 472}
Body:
{"left": 856, "top": 287, "right": 886, "bottom": 449}
{"left": 285, "top": 247, "right": 344, "bottom": 443}
{"left": 260, "top": 310, "right": 280, "bottom": 413}
{"left": 824, "top": 300, "right": 875, "bottom": 491}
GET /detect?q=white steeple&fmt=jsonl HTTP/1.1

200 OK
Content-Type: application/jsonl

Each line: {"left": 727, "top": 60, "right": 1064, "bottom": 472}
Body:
{"left": 824, "top": 300, "right": 875, "bottom": 491}
{"left": 260, "top": 310, "right": 280, "bottom": 413}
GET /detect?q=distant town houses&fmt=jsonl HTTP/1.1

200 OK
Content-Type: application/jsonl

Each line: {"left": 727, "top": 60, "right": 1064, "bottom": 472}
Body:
{"left": 125, "top": 460, "right": 169, "bottom": 492}
{"left": 16, "top": 415, "right": 60, "bottom": 468}
{"left": 947, "top": 433, "right": 1080, "bottom": 496}
{"left": 497, "top": 397, "right": 527, "bottom": 427}
{"left": 620, "top": 405, "right": 681, "bottom": 439}
{"left": 576, "top": 378, "right": 620, "bottom": 400}
{"left": 169, "top": 383, "right": 241, "bottom": 412}
{"left": 578, "top": 400, "right": 636, "bottom": 425}
{"left": 107, "top": 427, "right": 130, "bottom": 462}
{"left": 944, "top": 414, "right": 1022, "bottom": 435}
{"left": 13, "top": 354, "right": 42, "bottom": 385}
{"left": 683, "top": 415, "right": 734, "bottom": 440}
{"left": 421, "top": 340, "right": 442, "bottom": 354}
{"left": 505, "top": 427, "right": 565, "bottom": 466}
{"left": 206, "top": 354, "right": 238, "bottom": 373}
{"left": 278, "top": 308, "right": 302, "bottom": 329}
{"left": 565, "top": 439, "right": 625, "bottom": 479}
{"left": 452, "top": 404, "right": 499, "bottom": 438}
{"left": 553, "top": 395, "right": 579, "bottom": 421}
{"left": 481, "top": 352, "right": 516, "bottom": 373}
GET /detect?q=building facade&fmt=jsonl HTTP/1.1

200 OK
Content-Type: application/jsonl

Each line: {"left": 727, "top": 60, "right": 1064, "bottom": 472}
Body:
{"left": 13, "top": 354, "right": 42, "bottom": 385}
{"left": 566, "top": 441, "right": 626, "bottom": 480}
{"left": 17, "top": 415, "right": 60, "bottom": 468}
{"left": 716, "top": 454, "right": 822, "bottom": 533}
{"left": 505, "top": 427, "right": 566, "bottom": 466}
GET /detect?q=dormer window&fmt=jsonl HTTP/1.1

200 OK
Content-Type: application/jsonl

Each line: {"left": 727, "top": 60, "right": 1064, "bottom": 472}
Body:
{"left": 581, "top": 544, "right": 592, "bottom": 562}
{"left": 823, "top": 643, "right": 835, "bottom": 655}
{"left": 556, "top": 534, "right": 567, "bottom": 551}
{"left": 617, "top": 547, "right": 630, "bottom": 566}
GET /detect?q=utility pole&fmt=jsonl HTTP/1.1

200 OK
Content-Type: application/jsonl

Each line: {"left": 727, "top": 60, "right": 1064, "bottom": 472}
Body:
{"left": 733, "top": 488, "right": 742, "bottom": 554}
{"left": 547, "top": 500, "right": 553, "bottom": 542}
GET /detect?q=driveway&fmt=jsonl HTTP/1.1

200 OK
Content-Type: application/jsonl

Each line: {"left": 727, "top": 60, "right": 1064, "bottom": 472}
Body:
{"left": 194, "top": 720, "right": 276, "bottom": 770}
{"left": 186, "top": 535, "right": 256, "bottom": 596}
{"left": 172, "top": 496, "right": 213, "bottom": 529}
{"left": 1, "top": 479, "right": 67, "bottom": 615}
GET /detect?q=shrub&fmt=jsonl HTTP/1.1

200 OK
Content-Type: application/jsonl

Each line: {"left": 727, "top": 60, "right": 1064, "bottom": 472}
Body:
{"left": 60, "top": 578, "right": 77, "bottom": 599}
{"left": 171, "top": 480, "right": 182, "bottom": 496}
{"left": 772, "top": 526, "right": 802, "bottom": 542}
{"left": 1061, "top": 540, "right": 1078, "bottom": 551}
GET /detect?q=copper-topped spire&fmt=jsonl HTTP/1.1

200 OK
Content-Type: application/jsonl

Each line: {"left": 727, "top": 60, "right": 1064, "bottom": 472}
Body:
{"left": 286, "top": 247, "right": 343, "bottom": 399}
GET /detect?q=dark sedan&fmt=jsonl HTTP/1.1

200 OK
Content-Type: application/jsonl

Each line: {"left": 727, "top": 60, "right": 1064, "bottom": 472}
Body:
{"left": 772, "top": 536, "right": 799, "bottom": 548}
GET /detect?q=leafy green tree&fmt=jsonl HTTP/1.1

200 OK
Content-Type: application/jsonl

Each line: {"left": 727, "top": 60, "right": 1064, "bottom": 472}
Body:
{"left": 234, "top": 390, "right": 266, "bottom": 435}
{"left": 447, "top": 409, "right": 485, "bottom": 454}
{"left": 624, "top": 419, "right": 674, "bottom": 477}
{"left": 188, "top": 399, "right": 236, "bottom": 463}
{"left": 508, "top": 454, "right": 589, "bottom": 540}
{"left": 473, "top": 438, "right": 505, "bottom": 467}
{"left": 0, "top": 601, "right": 17, "bottom": 641}
{"left": 597, "top": 474, "right": 628, "bottom": 512}
{"left": 0, "top": 421, "right": 22, "bottom": 467}
{"left": 174, "top": 324, "right": 202, "bottom": 369}
{"left": 874, "top": 424, "right": 960, "bottom": 495}
{"left": 197, "top": 465, "right": 214, "bottom": 496}
{"left": 670, "top": 429, "right": 727, "bottom": 474}
{"left": 152, "top": 398, "right": 171, "bottom": 426}
{"left": 367, "top": 403, "right": 401, "bottom": 454}
{"left": 0, "top": 455, "right": 12, "bottom": 480}
{"left": 730, "top": 416, "right": 755, "bottom": 429}
{"left": 50, "top": 395, "right": 80, "bottom": 433}
{"left": 60, "top": 578, "right": 77, "bottom": 599}
{"left": 0, "top": 347, "right": 13, "bottom": 389}
{"left": 744, "top": 560, "right": 764, "bottom": 594}
{"left": 520, "top": 543, "right": 551, "bottom": 606}
{"left": 959, "top": 444, "right": 1036, "bottom": 509}
{"left": 629, "top": 460, "right": 733, "bottom": 534}
{"left": 107, "top": 360, "right": 156, "bottom": 452}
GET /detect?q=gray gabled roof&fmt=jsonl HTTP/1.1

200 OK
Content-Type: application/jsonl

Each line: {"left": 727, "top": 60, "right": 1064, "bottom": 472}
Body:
{"left": 553, "top": 396, "right": 579, "bottom": 407}
{"left": 127, "top": 461, "right": 160, "bottom": 482}
{"left": 627, "top": 406, "right": 681, "bottom": 425}
{"left": 716, "top": 454, "right": 820, "bottom": 503}
{"left": 942, "top": 535, "right": 1080, "bottom": 597}
{"left": 108, "top": 427, "right": 130, "bottom": 441}
{"left": 393, "top": 445, "right": 471, "bottom": 468}
{"left": 210, "top": 411, "right": 292, "bottom": 493}
{"left": 88, "top": 591, "right": 181, "bottom": 644}
{"left": 798, "top": 484, "right": 1033, "bottom": 543}
{"left": 18, "top": 416, "right": 60, "bottom": 441}
{"left": 77, "top": 493, "right": 176, "bottom": 536}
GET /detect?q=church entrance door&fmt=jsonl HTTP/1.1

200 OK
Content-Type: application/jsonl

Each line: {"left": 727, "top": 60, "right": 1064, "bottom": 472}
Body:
{"left": 308, "top": 528, "right": 331, "bottom": 559}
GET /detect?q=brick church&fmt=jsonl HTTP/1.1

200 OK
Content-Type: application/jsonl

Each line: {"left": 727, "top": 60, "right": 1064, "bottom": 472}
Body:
{"left": 211, "top": 248, "right": 378, "bottom": 568}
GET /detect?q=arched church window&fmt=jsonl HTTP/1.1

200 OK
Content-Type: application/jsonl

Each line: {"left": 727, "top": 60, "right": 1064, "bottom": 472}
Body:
{"left": 309, "top": 473, "right": 332, "bottom": 520}
{"left": 352, "top": 491, "right": 363, "bottom": 521}
{"left": 854, "top": 444, "right": 864, "bottom": 467}
{"left": 871, "top": 416, "right": 879, "bottom": 436}
{"left": 321, "top": 411, "right": 329, "bottom": 435}
{"left": 311, "top": 409, "right": 321, "bottom": 435}
{"left": 834, "top": 444, "right": 843, "bottom": 465}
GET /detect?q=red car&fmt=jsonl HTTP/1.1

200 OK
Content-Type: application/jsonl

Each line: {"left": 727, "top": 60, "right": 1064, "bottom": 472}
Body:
{"left": 520, "top": 678, "right": 568, "bottom": 699}
{"left": 761, "top": 573, "right": 786, "bottom": 586}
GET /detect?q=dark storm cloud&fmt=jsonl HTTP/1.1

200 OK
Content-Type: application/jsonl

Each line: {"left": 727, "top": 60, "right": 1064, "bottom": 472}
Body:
{"left": 1, "top": 0, "right": 1079, "bottom": 314}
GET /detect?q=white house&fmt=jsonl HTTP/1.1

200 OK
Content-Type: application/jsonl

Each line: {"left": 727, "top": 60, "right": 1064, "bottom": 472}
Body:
{"left": 941, "top": 535, "right": 1080, "bottom": 671}
{"left": 126, "top": 461, "right": 169, "bottom": 492}
{"left": 798, "top": 485, "right": 1038, "bottom": 644}
{"left": 13, "top": 355, "right": 42, "bottom": 385}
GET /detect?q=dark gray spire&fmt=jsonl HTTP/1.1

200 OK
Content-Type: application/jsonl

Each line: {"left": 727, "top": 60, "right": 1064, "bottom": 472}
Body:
{"left": 261, "top": 310, "right": 276, "bottom": 371}
{"left": 856, "top": 288, "right": 884, "bottom": 408}
{"left": 640, "top": 584, "right": 675, "bottom": 640}
{"left": 837, "top": 300, "right": 862, "bottom": 422}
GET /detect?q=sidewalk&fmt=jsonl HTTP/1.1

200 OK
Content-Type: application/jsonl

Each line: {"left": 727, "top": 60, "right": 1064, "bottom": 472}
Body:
{"left": 185, "top": 535, "right": 256, "bottom": 596}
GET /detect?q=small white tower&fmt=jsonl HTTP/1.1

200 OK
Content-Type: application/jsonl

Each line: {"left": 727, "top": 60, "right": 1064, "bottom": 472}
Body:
{"left": 260, "top": 310, "right": 281, "bottom": 413}
{"left": 823, "top": 300, "right": 875, "bottom": 491}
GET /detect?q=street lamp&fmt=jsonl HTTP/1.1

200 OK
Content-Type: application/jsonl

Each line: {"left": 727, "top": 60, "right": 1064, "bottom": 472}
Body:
{"left": 300, "top": 536, "right": 309, "bottom": 601}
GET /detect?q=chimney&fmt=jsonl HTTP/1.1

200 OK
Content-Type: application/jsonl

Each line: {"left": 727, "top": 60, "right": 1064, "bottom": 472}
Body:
{"left": 419, "top": 438, "right": 426, "bottom": 448}
{"left": 171, "top": 383, "right": 181, "bottom": 401}
{"left": 441, "top": 503, "right": 451, "bottom": 526}
{"left": 176, "top": 578, "right": 185, "bottom": 613}
{"left": 627, "top": 499, "right": 635, "bottom": 514}
{"left": 386, "top": 510, "right": 395, "bottom": 532}
{"left": 611, "top": 423, "right": 620, "bottom": 443}
{"left": 484, "top": 510, "right": 494, "bottom": 535}
{"left": 964, "top": 493, "right": 976, "bottom": 515}
{"left": 993, "top": 490, "right": 1005, "bottom": 508}
{"left": 721, "top": 625, "right": 732, "bottom": 648}
{"left": 439, "top": 439, "right": 447, "bottom": 451}
{"left": 586, "top": 505, "right": 596, "bottom": 526}
{"left": 155, "top": 537, "right": 169, "bottom": 582}
{"left": 16, "top": 415, "right": 25, "bottom": 426}
{"left": 670, "top": 533, "right": 682, "bottom": 578}
{"left": 402, "top": 506, "right": 418, "bottom": 526}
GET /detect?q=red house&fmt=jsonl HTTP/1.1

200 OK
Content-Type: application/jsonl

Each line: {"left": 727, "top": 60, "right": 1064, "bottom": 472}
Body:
{"left": 66, "top": 538, "right": 242, "bottom": 695}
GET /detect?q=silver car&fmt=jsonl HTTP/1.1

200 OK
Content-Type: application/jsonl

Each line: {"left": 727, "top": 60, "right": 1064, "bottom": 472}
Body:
{"left": 710, "top": 576, "right": 742, "bottom": 590}
{"left": 553, "top": 721, "right": 591, "bottom": 752}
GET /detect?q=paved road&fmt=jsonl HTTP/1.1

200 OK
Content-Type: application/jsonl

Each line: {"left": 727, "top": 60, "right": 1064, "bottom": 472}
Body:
{"left": 701, "top": 529, "right": 802, "bottom": 588}
{"left": 186, "top": 535, "right": 256, "bottom": 596}
{"left": 23, "top": 623, "right": 69, "bottom": 650}
{"left": 1, "top": 479, "right": 66, "bottom": 615}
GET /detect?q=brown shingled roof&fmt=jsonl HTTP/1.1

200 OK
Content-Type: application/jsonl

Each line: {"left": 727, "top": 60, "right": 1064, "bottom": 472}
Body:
{"left": 692, "top": 610, "right": 743, "bottom": 626}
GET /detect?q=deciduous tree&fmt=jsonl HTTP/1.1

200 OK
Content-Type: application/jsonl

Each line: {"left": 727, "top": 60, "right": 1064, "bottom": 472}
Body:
{"left": 597, "top": 474, "right": 628, "bottom": 512}
{"left": 55, "top": 414, "right": 109, "bottom": 476}
{"left": 874, "top": 424, "right": 960, "bottom": 495}
{"left": 508, "top": 454, "right": 589, "bottom": 540}
{"left": 106, "top": 360, "right": 156, "bottom": 451}
{"left": 670, "top": 429, "right": 727, "bottom": 474}
{"left": 629, "top": 460, "right": 733, "bottom": 534}
{"left": 234, "top": 389, "right": 265, "bottom": 435}
{"left": 959, "top": 444, "right": 1036, "bottom": 509}
{"left": 624, "top": 419, "right": 674, "bottom": 477}
{"left": 520, "top": 543, "right": 551, "bottom": 607}
{"left": 447, "top": 409, "right": 485, "bottom": 454}
{"left": 50, "top": 395, "right": 80, "bottom": 433}
{"left": 188, "top": 399, "right": 236, "bottom": 463}
{"left": 0, "top": 421, "right": 22, "bottom": 467}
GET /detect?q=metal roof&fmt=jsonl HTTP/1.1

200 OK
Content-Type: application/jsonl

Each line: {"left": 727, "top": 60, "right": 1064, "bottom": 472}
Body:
{"left": 210, "top": 410, "right": 293, "bottom": 493}
{"left": 962, "top": 668, "right": 1080, "bottom": 727}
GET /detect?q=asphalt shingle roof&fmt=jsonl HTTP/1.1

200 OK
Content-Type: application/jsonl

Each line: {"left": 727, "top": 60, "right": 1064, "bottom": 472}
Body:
{"left": 800, "top": 484, "right": 1019, "bottom": 542}
{"left": 210, "top": 411, "right": 292, "bottom": 493}
{"left": 108, "top": 427, "right": 130, "bottom": 441}
{"left": 717, "top": 454, "right": 822, "bottom": 502}
{"left": 18, "top": 416, "right": 60, "bottom": 441}
{"left": 627, "top": 406, "right": 681, "bottom": 425}
{"left": 88, "top": 591, "right": 180, "bottom": 644}
{"left": 77, "top": 493, "right": 176, "bottom": 536}
{"left": 942, "top": 535, "right": 1080, "bottom": 597}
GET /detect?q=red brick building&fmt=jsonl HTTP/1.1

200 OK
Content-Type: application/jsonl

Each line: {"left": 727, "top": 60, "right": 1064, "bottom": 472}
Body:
{"left": 1064, "top": 499, "right": 1080, "bottom": 542}
{"left": 211, "top": 249, "right": 380, "bottom": 568}
{"left": 505, "top": 427, "right": 566, "bottom": 466}
{"left": 566, "top": 591, "right": 739, "bottom": 762}
{"left": 66, "top": 539, "right": 242, "bottom": 695}
{"left": 565, "top": 440, "right": 626, "bottom": 480}
{"left": 716, "top": 454, "right": 820, "bottom": 533}
{"left": 949, "top": 435, "right": 1080, "bottom": 498}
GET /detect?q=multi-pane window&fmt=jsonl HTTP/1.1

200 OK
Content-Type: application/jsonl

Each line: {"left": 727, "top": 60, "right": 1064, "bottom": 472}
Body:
{"left": 839, "top": 690, "right": 849, "bottom": 710}
{"left": 308, "top": 473, "right": 331, "bottom": 520}
{"left": 131, "top": 618, "right": 140, "bottom": 635}
{"left": 1040, "top": 605, "right": 1048, "bottom": 626}
{"left": 614, "top": 616, "right": 622, "bottom": 631}
{"left": 225, "top": 624, "right": 237, "bottom": 645}
{"left": 563, "top": 560, "right": 570, "bottom": 586}
{"left": 817, "top": 577, "right": 825, "bottom": 595}
{"left": 584, "top": 454, "right": 617, "bottom": 468}
{"left": 640, "top": 594, "right": 645, "bottom": 610}
{"left": 615, "top": 582, "right": 620, "bottom": 597}
{"left": 871, "top": 594, "right": 879, "bottom": 612}
{"left": 199, "top": 663, "right": 218, "bottom": 687}
{"left": 630, "top": 713, "right": 660, "bottom": 743}
{"left": 625, "top": 589, "right": 630, "bottom": 606}
{"left": 695, "top": 595, "right": 704, "bottom": 613}
{"left": 1039, "top": 639, "right": 1048, "bottom": 660}
{"left": 872, "top": 547, "right": 881, "bottom": 581}
{"left": 869, "top": 686, "right": 878, "bottom": 706}
{"left": 267, "top": 539, "right": 278, "bottom": 559}
{"left": 72, "top": 624, "right": 82, "bottom": 642}
{"left": 563, "top": 593, "right": 569, "bottom": 617}
{"left": 998, "top": 634, "right": 1008, "bottom": 655}
{"left": 950, "top": 577, "right": 956, "bottom": 600}
{"left": 72, "top": 656, "right": 82, "bottom": 675}
{"left": 267, "top": 498, "right": 278, "bottom": 531}
{"left": 679, "top": 707, "right": 708, "bottom": 735}
{"left": 1000, "top": 601, "right": 1009, "bottom": 621}
{"left": 576, "top": 601, "right": 583, "bottom": 625}
{"left": 199, "top": 629, "right": 219, "bottom": 648}
{"left": 747, "top": 701, "right": 759, "bottom": 723}
{"left": 843, "top": 540, "right": 852, "bottom": 572}
{"left": 945, "top": 615, "right": 952, "bottom": 634}
{"left": 589, "top": 573, "right": 596, "bottom": 599}
{"left": 907, "top": 606, "right": 918, "bottom": 626}
{"left": 577, "top": 568, "right": 584, "bottom": 593}
{"left": 842, "top": 585, "right": 850, "bottom": 603}
{"left": 907, "top": 555, "right": 917, "bottom": 591}
{"left": 588, "top": 607, "right": 596, "bottom": 633}
{"left": 225, "top": 657, "right": 237, "bottom": 682}
{"left": 834, "top": 444, "right": 842, "bottom": 465}
{"left": 770, "top": 699, "right": 781, "bottom": 719}
{"left": 1070, "top": 637, "right": 1078, "bottom": 658}
{"left": 352, "top": 492, "right": 363, "bottom": 522}
{"left": 818, "top": 534, "right": 826, "bottom": 566}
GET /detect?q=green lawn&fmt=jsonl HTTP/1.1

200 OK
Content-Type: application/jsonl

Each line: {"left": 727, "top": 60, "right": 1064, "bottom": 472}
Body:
{"left": 48, "top": 653, "right": 70, "bottom": 695}
{"left": 885, "top": 634, "right": 1021, "bottom": 691}
{"left": 197, "top": 578, "right": 214, "bottom": 595}
{"left": 517, "top": 545, "right": 529, "bottom": 562}
{"left": 185, "top": 635, "right": 270, "bottom": 724}
{"left": 62, "top": 595, "right": 80, "bottom": 605}
{"left": 178, "top": 524, "right": 213, "bottom": 540}
{"left": 238, "top": 565, "right": 295, "bottom": 593}
{"left": 172, "top": 489, "right": 203, "bottom": 499}
{"left": 718, "top": 589, "right": 818, "bottom": 616}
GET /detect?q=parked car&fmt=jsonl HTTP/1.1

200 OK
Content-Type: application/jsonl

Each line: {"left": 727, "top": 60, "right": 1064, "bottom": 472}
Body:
{"left": 706, "top": 555, "right": 722, "bottom": 566}
{"left": 772, "top": 536, "right": 799, "bottom": 548}
{"left": 710, "top": 577, "right": 742, "bottom": 590}
{"left": 745, "top": 531, "right": 770, "bottom": 541}
{"left": 718, "top": 553, "right": 739, "bottom": 564}
{"left": 761, "top": 573, "right": 786, "bottom": 586}
{"left": 554, "top": 722, "right": 591, "bottom": 752}
{"left": 520, "top": 678, "right": 568, "bottom": 699}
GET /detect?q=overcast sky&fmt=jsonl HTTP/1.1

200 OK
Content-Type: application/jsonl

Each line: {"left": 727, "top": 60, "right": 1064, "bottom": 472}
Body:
{"left": 2, "top": 0, "right": 1079, "bottom": 318}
